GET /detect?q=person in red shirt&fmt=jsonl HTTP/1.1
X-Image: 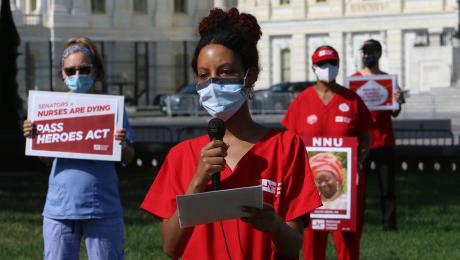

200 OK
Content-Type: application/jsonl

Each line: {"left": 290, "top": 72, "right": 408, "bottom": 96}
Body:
{"left": 282, "top": 45, "right": 372, "bottom": 260}
{"left": 352, "top": 39, "right": 405, "bottom": 231}
{"left": 141, "top": 8, "right": 321, "bottom": 260}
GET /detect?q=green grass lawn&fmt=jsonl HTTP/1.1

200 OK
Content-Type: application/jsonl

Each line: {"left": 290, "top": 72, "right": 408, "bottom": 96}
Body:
{"left": 1, "top": 169, "right": 459, "bottom": 259}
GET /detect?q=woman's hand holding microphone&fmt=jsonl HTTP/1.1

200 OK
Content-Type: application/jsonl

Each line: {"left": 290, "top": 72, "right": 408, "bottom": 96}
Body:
{"left": 188, "top": 140, "right": 229, "bottom": 194}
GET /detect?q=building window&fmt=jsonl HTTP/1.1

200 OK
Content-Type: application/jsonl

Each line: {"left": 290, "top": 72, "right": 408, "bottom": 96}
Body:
{"left": 174, "top": 0, "right": 186, "bottom": 13}
{"left": 25, "top": 48, "right": 36, "bottom": 90}
{"left": 280, "top": 48, "right": 291, "bottom": 82}
{"left": 280, "top": 0, "right": 290, "bottom": 5}
{"left": 441, "top": 28, "right": 455, "bottom": 46}
{"left": 29, "top": 0, "right": 37, "bottom": 13}
{"left": 133, "top": 0, "right": 147, "bottom": 14}
{"left": 91, "top": 0, "right": 106, "bottom": 14}
{"left": 414, "top": 31, "right": 429, "bottom": 47}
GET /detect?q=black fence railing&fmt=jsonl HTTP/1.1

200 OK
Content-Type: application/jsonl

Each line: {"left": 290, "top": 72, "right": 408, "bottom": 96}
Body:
{"left": 18, "top": 40, "right": 198, "bottom": 108}
{"left": 127, "top": 119, "right": 460, "bottom": 175}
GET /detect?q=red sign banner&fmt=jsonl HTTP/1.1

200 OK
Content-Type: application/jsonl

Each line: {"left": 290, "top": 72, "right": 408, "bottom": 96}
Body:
{"left": 26, "top": 91, "right": 124, "bottom": 161}
{"left": 302, "top": 136, "right": 358, "bottom": 232}
{"left": 32, "top": 114, "right": 115, "bottom": 155}
{"left": 345, "top": 74, "right": 398, "bottom": 111}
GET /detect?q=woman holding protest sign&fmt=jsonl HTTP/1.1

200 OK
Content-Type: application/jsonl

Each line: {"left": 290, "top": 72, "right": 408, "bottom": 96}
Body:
{"left": 282, "top": 45, "right": 372, "bottom": 260}
{"left": 23, "top": 36, "right": 134, "bottom": 260}
{"left": 140, "top": 8, "right": 321, "bottom": 260}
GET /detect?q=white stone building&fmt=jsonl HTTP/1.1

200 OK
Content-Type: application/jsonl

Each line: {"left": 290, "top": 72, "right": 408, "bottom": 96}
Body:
{"left": 7, "top": 0, "right": 460, "bottom": 112}
{"left": 9, "top": 0, "right": 216, "bottom": 106}
{"left": 237, "top": 0, "right": 460, "bottom": 95}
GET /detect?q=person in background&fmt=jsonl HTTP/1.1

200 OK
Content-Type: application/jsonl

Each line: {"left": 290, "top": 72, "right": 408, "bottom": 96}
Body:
{"left": 311, "top": 153, "right": 347, "bottom": 210}
{"left": 140, "top": 8, "right": 321, "bottom": 260}
{"left": 352, "top": 39, "right": 405, "bottom": 231}
{"left": 23, "top": 36, "right": 135, "bottom": 260}
{"left": 282, "top": 45, "right": 372, "bottom": 260}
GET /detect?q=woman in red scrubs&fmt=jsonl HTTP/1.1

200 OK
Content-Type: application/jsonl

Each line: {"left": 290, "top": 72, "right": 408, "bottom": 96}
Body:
{"left": 282, "top": 45, "right": 372, "bottom": 260}
{"left": 141, "top": 8, "right": 321, "bottom": 260}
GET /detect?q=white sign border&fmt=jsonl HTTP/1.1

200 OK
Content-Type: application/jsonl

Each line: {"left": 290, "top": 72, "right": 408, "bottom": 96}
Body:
{"left": 25, "top": 90, "right": 124, "bottom": 162}
{"left": 307, "top": 146, "right": 353, "bottom": 220}
{"left": 345, "top": 74, "right": 399, "bottom": 111}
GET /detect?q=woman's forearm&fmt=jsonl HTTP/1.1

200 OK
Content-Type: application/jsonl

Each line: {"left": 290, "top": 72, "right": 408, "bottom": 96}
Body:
{"left": 161, "top": 211, "right": 194, "bottom": 258}
{"left": 358, "top": 131, "right": 371, "bottom": 165}
{"left": 121, "top": 144, "right": 134, "bottom": 165}
{"left": 271, "top": 219, "right": 304, "bottom": 258}
{"left": 39, "top": 157, "right": 53, "bottom": 166}
{"left": 160, "top": 175, "right": 208, "bottom": 258}
{"left": 392, "top": 107, "right": 401, "bottom": 118}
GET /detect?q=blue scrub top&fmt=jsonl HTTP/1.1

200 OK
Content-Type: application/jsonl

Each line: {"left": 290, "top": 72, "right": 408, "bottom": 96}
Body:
{"left": 43, "top": 111, "right": 134, "bottom": 219}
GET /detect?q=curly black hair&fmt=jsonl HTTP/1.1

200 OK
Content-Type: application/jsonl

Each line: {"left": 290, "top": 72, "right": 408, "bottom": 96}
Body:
{"left": 192, "top": 8, "right": 262, "bottom": 74}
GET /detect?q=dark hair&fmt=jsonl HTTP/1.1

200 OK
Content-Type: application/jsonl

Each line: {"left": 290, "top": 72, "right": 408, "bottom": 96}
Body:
{"left": 361, "top": 39, "right": 382, "bottom": 54}
{"left": 59, "top": 37, "right": 105, "bottom": 81}
{"left": 192, "top": 8, "right": 262, "bottom": 74}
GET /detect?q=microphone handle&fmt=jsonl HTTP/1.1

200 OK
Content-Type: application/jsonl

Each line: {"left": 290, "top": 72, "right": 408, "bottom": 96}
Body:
{"left": 210, "top": 136, "right": 222, "bottom": 191}
{"left": 212, "top": 172, "right": 220, "bottom": 191}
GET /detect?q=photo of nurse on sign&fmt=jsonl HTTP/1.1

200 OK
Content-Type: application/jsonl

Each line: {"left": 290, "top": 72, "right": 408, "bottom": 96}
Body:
{"left": 307, "top": 148, "right": 352, "bottom": 218}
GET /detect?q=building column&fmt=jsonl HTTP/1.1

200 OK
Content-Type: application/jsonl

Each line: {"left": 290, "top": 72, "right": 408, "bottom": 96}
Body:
{"left": 69, "top": 0, "right": 88, "bottom": 26}
{"left": 292, "top": 0, "right": 307, "bottom": 19}
{"left": 214, "top": 0, "right": 227, "bottom": 9}
{"left": 48, "top": 0, "right": 91, "bottom": 27}
{"left": 112, "top": 0, "right": 130, "bottom": 28}
{"left": 329, "top": 32, "right": 345, "bottom": 84}
{"left": 291, "top": 33, "right": 307, "bottom": 82}
{"left": 71, "top": 0, "right": 86, "bottom": 14}
{"left": 387, "top": 29, "right": 403, "bottom": 85}
{"left": 344, "top": 32, "right": 354, "bottom": 79}
{"left": 10, "top": 0, "right": 23, "bottom": 26}
{"left": 256, "top": 34, "right": 270, "bottom": 90}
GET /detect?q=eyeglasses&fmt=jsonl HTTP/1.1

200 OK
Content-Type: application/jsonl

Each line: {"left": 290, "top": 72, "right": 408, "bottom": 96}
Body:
{"left": 63, "top": 65, "right": 92, "bottom": 76}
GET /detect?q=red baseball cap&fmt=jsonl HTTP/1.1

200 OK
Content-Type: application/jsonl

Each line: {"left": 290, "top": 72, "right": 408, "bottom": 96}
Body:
{"left": 311, "top": 46, "right": 339, "bottom": 64}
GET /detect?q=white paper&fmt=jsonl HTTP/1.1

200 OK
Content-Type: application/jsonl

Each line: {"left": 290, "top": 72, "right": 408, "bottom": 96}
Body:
{"left": 176, "top": 185, "right": 263, "bottom": 228}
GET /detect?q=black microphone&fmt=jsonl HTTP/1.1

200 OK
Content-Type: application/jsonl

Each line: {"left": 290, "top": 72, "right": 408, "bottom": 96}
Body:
{"left": 207, "top": 118, "right": 225, "bottom": 191}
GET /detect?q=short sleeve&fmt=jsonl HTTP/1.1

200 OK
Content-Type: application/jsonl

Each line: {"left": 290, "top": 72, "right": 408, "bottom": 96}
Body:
{"left": 140, "top": 153, "right": 177, "bottom": 219}
{"left": 281, "top": 97, "right": 300, "bottom": 133}
{"left": 355, "top": 96, "right": 372, "bottom": 135}
{"left": 122, "top": 110, "right": 135, "bottom": 144}
{"left": 278, "top": 135, "right": 321, "bottom": 222}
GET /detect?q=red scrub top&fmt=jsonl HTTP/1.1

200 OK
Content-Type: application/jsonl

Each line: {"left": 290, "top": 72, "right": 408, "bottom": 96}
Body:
{"left": 282, "top": 86, "right": 372, "bottom": 137}
{"left": 141, "top": 130, "right": 321, "bottom": 260}
{"left": 352, "top": 72, "right": 395, "bottom": 149}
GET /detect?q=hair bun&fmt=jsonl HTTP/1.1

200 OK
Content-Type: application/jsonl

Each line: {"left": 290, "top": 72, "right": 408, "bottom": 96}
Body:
{"left": 198, "top": 8, "right": 262, "bottom": 43}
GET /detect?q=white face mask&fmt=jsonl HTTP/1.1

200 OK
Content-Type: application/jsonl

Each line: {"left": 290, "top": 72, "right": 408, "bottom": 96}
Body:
{"left": 197, "top": 77, "right": 248, "bottom": 121}
{"left": 314, "top": 64, "right": 339, "bottom": 83}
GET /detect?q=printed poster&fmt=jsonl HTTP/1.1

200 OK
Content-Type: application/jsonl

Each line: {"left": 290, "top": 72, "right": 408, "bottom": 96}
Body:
{"left": 345, "top": 74, "right": 398, "bottom": 110}
{"left": 302, "top": 136, "right": 358, "bottom": 232}
{"left": 25, "top": 90, "right": 124, "bottom": 161}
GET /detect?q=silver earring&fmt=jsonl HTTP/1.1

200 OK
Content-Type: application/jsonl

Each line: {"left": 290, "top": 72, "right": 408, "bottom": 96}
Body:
{"left": 246, "top": 88, "right": 254, "bottom": 100}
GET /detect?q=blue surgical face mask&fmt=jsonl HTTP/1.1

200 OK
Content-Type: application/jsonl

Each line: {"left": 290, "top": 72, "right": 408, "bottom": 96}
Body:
{"left": 196, "top": 75, "right": 248, "bottom": 121}
{"left": 65, "top": 74, "right": 94, "bottom": 93}
{"left": 362, "top": 55, "right": 378, "bottom": 68}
